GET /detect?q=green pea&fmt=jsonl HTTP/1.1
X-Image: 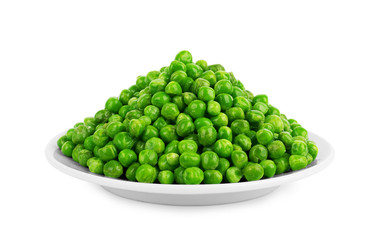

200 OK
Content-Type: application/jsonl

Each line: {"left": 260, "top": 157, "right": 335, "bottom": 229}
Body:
{"left": 165, "top": 140, "right": 180, "bottom": 154}
{"left": 174, "top": 166, "right": 186, "bottom": 184}
{"left": 273, "top": 157, "right": 290, "bottom": 175}
{"left": 198, "top": 86, "right": 215, "bottom": 102}
{"left": 83, "top": 136, "right": 96, "bottom": 151}
{"left": 178, "top": 140, "right": 198, "bottom": 154}
{"left": 146, "top": 71, "right": 160, "bottom": 83}
{"left": 72, "top": 125, "right": 89, "bottom": 144}
{"left": 187, "top": 100, "right": 206, "bottom": 119}
{"left": 141, "top": 125, "right": 158, "bottom": 142}
{"left": 106, "top": 122, "right": 125, "bottom": 138}
{"left": 183, "top": 92, "right": 197, "bottom": 105}
{"left": 128, "top": 97, "right": 138, "bottom": 109}
{"left": 215, "top": 93, "right": 233, "bottom": 111}
{"left": 118, "top": 105, "right": 132, "bottom": 118}
{"left": 87, "top": 158, "right": 104, "bottom": 174}
{"left": 139, "top": 115, "right": 151, "bottom": 126}
{"left": 245, "top": 90, "right": 254, "bottom": 102}
{"left": 125, "top": 162, "right": 140, "bottom": 181}
{"left": 149, "top": 79, "right": 168, "bottom": 96}
{"left": 125, "top": 109, "right": 143, "bottom": 120}
{"left": 175, "top": 50, "right": 192, "bottom": 64}
{"left": 243, "top": 163, "right": 264, "bottom": 181}
{"left": 207, "top": 100, "right": 221, "bottom": 116}
{"left": 136, "top": 76, "right": 148, "bottom": 90}
{"left": 267, "top": 105, "right": 280, "bottom": 116}
{"left": 184, "top": 134, "right": 199, "bottom": 145}
{"left": 153, "top": 117, "right": 167, "bottom": 130}
{"left": 108, "top": 114, "right": 123, "bottom": 123}
{"left": 264, "top": 115, "right": 283, "bottom": 133}
{"left": 252, "top": 102, "right": 269, "bottom": 115}
{"left": 279, "top": 132, "right": 294, "bottom": 150}
{"left": 231, "top": 150, "right": 248, "bottom": 169}
{"left": 179, "top": 152, "right": 201, "bottom": 168}
{"left": 57, "top": 135, "right": 68, "bottom": 149}
{"left": 98, "top": 144, "right": 118, "bottom": 161}
{"left": 291, "top": 140, "right": 308, "bottom": 156}
{"left": 282, "top": 118, "right": 291, "bottom": 132}
{"left": 289, "top": 155, "right": 308, "bottom": 171}
{"left": 214, "top": 139, "right": 233, "bottom": 158}
{"left": 203, "top": 170, "right": 223, "bottom": 184}
{"left": 256, "top": 129, "right": 274, "bottom": 145}
{"left": 201, "top": 151, "right": 219, "bottom": 170}
{"left": 158, "top": 154, "right": 175, "bottom": 171}
{"left": 288, "top": 119, "right": 297, "bottom": 125}
{"left": 293, "top": 136, "right": 307, "bottom": 143}
{"left": 186, "top": 63, "right": 203, "bottom": 79}
{"left": 169, "top": 60, "right": 187, "bottom": 74}
{"left": 214, "top": 80, "right": 233, "bottom": 95}
{"left": 61, "top": 141, "right": 75, "bottom": 157}
{"left": 172, "top": 96, "right": 185, "bottom": 112}
{"left": 211, "top": 112, "right": 228, "bottom": 129}
{"left": 216, "top": 158, "right": 230, "bottom": 176}
{"left": 267, "top": 140, "right": 286, "bottom": 159}
{"left": 194, "top": 117, "right": 213, "bottom": 131}
{"left": 215, "top": 71, "right": 230, "bottom": 81}
{"left": 66, "top": 128, "right": 74, "bottom": 140}
{"left": 165, "top": 81, "right": 182, "bottom": 96}
{"left": 226, "top": 167, "right": 242, "bottom": 183}
{"left": 190, "top": 78, "right": 210, "bottom": 96}
{"left": 161, "top": 103, "right": 180, "bottom": 121}
{"left": 306, "top": 153, "right": 314, "bottom": 164}
{"left": 232, "top": 86, "right": 247, "bottom": 99}
{"left": 249, "top": 144, "right": 268, "bottom": 163}
{"left": 160, "top": 125, "right": 178, "bottom": 143}
{"left": 129, "top": 84, "right": 139, "bottom": 95}
{"left": 200, "top": 70, "right": 217, "bottom": 86}
{"left": 233, "top": 144, "right": 243, "bottom": 151}
{"left": 93, "top": 129, "right": 109, "bottom": 147}
{"left": 77, "top": 149, "right": 92, "bottom": 167}
{"left": 260, "top": 160, "right": 276, "bottom": 178}
{"left": 71, "top": 144, "right": 84, "bottom": 162}
{"left": 133, "top": 141, "right": 145, "bottom": 155}
{"left": 183, "top": 167, "right": 204, "bottom": 184}
{"left": 170, "top": 70, "right": 187, "bottom": 83}
{"left": 166, "top": 153, "right": 180, "bottom": 167}
{"left": 145, "top": 137, "right": 166, "bottom": 154}
{"left": 252, "top": 94, "right": 269, "bottom": 105}
{"left": 260, "top": 122, "right": 275, "bottom": 134}
{"left": 230, "top": 120, "right": 250, "bottom": 135}
{"left": 176, "top": 113, "right": 192, "bottom": 124}
{"left": 151, "top": 92, "right": 171, "bottom": 109}
{"left": 105, "top": 97, "right": 122, "bottom": 114}
{"left": 226, "top": 107, "right": 245, "bottom": 122}
{"left": 136, "top": 164, "right": 157, "bottom": 183}
{"left": 292, "top": 126, "right": 308, "bottom": 139}
{"left": 118, "top": 149, "right": 137, "bottom": 168}
{"left": 207, "top": 64, "right": 225, "bottom": 72}
{"left": 217, "top": 126, "right": 232, "bottom": 142}
{"left": 119, "top": 89, "right": 132, "bottom": 105}
{"left": 139, "top": 149, "right": 158, "bottom": 166}
{"left": 307, "top": 141, "right": 318, "bottom": 160}
{"left": 197, "top": 126, "right": 217, "bottom": 147}
{"left": 129, "top": 119, "right": 145, "bottom": 138}
{"left": 158, "top": 170, "right": 175, "bottom": 184}
{"left": 176, "top": 119, "right": 195, "bottom": 137}
{"left": 233, "top": 96, "right": 251, "bottom": 112}
{"left": 196, "top": 60, "right": 208, "bottom": 71}
{"left": 103, "top": 160, "right": 123, "bottom": 178}
{"left": 233, "top": 134, "right": 252, "bottom": 151}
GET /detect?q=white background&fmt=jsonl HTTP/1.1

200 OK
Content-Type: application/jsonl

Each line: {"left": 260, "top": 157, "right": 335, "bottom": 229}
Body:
{"left": 1, "top": 0, "right": 378, "bottom": 239}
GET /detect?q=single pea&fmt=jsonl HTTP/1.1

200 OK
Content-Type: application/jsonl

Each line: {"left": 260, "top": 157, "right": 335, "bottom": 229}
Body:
{"left": 214, "top": 80, "right": 233, "bottom": 95}
{"left": 243, "top": 163, "right": 264, "bottom": 181}
{"left": 136, "top": 94, "right": 151, "bottom": 110}
{"left": 136, "top": 76, "right": 148, "bottom": 90}
{"left": 139, "top": 149, "right": 158, "bottom": 166}
{"left": 151, "top": 92, "right": 171, "bottom": 109}
{"left": 260, "top": 160, "right": 276, "bottom": 178}
{"left": 176, "top": 119, "right": 195, "bottom": 137}
{"left": 139, "top": 115, "right": 152, "bottom": 126}
{"left": 93, "top": 128, "right": 109, "bottom": 147}
{"left": 61, "top": 141, "right": 75, "bottom": 157}
{"left": 201, "top": 151, "right": 219, "bottom": 170}
{"left": 256, "top": 129, "right": 274, "bottom": 145}
{"left": 178, "top": 140, "right": 198, "bottom": 154}
{"left": 184, "top": 134, "right": 199, "bottom": 145}
{"left": 178, "top": 77, "right": 194, "bottom": 92}
{"left": 207, "top": 100, "right": 221, "bottom": 116}
{"left": 232, "top": 86, "right": 247, "bottom": 98}
{"left": 72, "top": 125, "right": 89, "bottom": 144}
{"left": 187, "top": 100, "right": 206, "bottom": 119}
{"left": 267, "top": 105, "right": 280, "bottom": 116}
{"left": 95, "top": 109, "right": 112, "bottom": 124}
{"left": 211, "top": 112, "right": 229, "bottom": 129}
{"left": 265, "top": 115, "right": 284, "bottom": 133}
{"left": 119, "top": 89, "right": 132, "bottom": 105}
{"left": 230, "top": 120, "right": 250, "bottom": 135}
{"left": 158, "top": 170, "right": 175, "bottom": 184}
{"left": 216, "top": 158, "right": 230, "bottom": 176}
{"left": 226, "top": 167, "right": 243, "bottom": 183}
{"left": 165, "top": 81, "right": 182, "bottom": 96}
{"left": 118, "top": 149, "right": 137, "bottom": 168}
{"left": 183, "top": 92, "right": 198, "bottom": 105}
{"left": 146, "top": 71, "right": 160, "bottom": 83}
{"left": 291, "top": 122, "right": 302, "bottom": 130}
{"left": 186, "top": 63, "right": 203, "bottom": 79}
{"left": 249, "top": 144, "right": 268, "bottom": 163}
{"left": 214, "top": 139, "right": 233, "bottom": 158}
{"left": 83, "top": 136, "right": 96, "bottom": 151}
{"left": 289, "top": 155, "right": 308, "bottom": 171}
{"left": 118, "top": 105, "right": 132, "bottom": 118}
{"left": 252, "top": 102, "right": 269, "bottom": 115}
{"left": 273, "top": 157, "right": 290, "bottom": 175}
{"left": 190, "top": 78, "right": 210, "bottom": 97}
{"left": 174, "top": 166, "right": 186, "bottom": 184}
{"left": 207, "top": 64, "right": 225, "bottom": 72}
{"left": 105, "top": 97, "right": 122, "bottom": 114}
{"left": 84, "top": 117, "right": 96, "bottom": 127}
{"left": 66, "top": 128, "right": 74, "bottom": 141}
{"left": 245, "top": 90, "right": 254, "bottom": 102}
{"left": 153, "top": 117, "right": 167, "bottom": 130}
{"left": 133, "top": 141, "right": 145, "bottom": 155}
{"left": 98, "top": 144, "right": 118, "bottom": 161}
{"left": 226, "top": 107, "right": 245, "bottom": 122}
{"left": 282, "top": 118, "right": 291, "bottom": 132}
{"left": 106, "top": 122, "right": 125, "bottom": 138}
{"left": 74, "top": 122, "right": 84, "bottom": 128}
{"left": 194, "top": 117, "right": 213, "bottom": 131}
{"left": 170, "top": 70, "right": 187, "bottom": 83}
{"left": 129, "top": 84, "right": 139, "bottom": 94}
{"left": 136, "top": 164, "right": 157, "bottom": 183}
{"left": 293, "top": 136, "right": 307, "bottom": 143}
{"left": 233, "top": 96, "right": 251, "bottom": 112}
{"left": 288, "top": 119, "right": 297, "bottom": 125}
{"left": 218, "top": 126, "right": 233, "bottom": 142}
{"left": 203, "top": 170, "right": 223, "bottom": 184}
{"left": 233, "top": 144, "right": 243, "bottom": 151}
{"left": 292, "top": 126, "right": 308, "bottom": 139}
{"left": 252, "top": 94, "right": 269, "bottom": 105}
{"left": 103, "top": 160, "right": 123, "bottom": 178}
{"left": 87, "top": 158, "right": 104, "bottom": 174}
{"left": 267, "top": 140, "right": 286, "bottom": 159}
{"left": 125, "top": 109, "right": 143, "bottom": 120}
{"left": 179, "top": 152, "right": 201, "bottom": 168}
{"left": 172, "top": 96, "right": 185, "bottom": 112}
{"left": 125, "top": 162, "right": 141, "bottom": 181}
{"left": 279, "top": 132, "right": 294, "bottom": 150}
{"left": 198, "top": 86, "right": 215, "bottom": 102}
{"left": 231, "top": 150, "right": 248, "bottom": 169}
{"left": 169, "top": 60, "right": 187, "bottom": 74}
{"left": 142, "top": 125, "right": 159, "bottom": 142}
{"left": 145, "top": 137, "right": 166, "bottom": 154}
{"left": 176, "top": 113, "right": 192, "bottom": 124}
{"left": 200, "top": 70, "right": 217, "bottom": 86}
{"left": 166, "top": 152, "right": 180, "bottom": 167}
{"left": 215, "top": 93, "right": 233, "bottom": 111}
{"left": 215, "top": 71, "right": 230, "bottom": 81}
{"left": 108, "top": 114, "right": 123, "bottom": 123}
{"left": 139, "top": 86, "right": 150, "bottom": 96}
{"left": 158, "top": 154, "right": 176, "bottom": 171}
{"left": 233, "top": 134, "right": 252, "bottom": 151}
{"left": 291, "top": 140, "right": 308, "bottom": 156}
{"left": 307, "top": 141, "right": 318, "bottom": 160}
{"left": 128, "top": 97, "right": 138, "bottom": 109}
{"left": 129, "top": 119, "right": 145, "bottom": 138}
{"left": 57, "top": 135, "right": 68, "bottom": 149}
{"left": 164, "top": 140, "right": 180, "bottom": 154}
{"left": 72, "top": 144, "right": 85, "bottom": 162}
{"left": 160, "top": 125, "right": 178, "bottom": 143}
{"left": 306, "top": 153, "right": 314, "bottom": 164}
{"left": 260, "top": 122, "right": 275, "bottom": 134}
{"left": 77, "top": 149, "right": 92, "bottom": 167}
{"left": 161, "top": 103, "right": 180, "bottom": 121}
{"left": 183, "top": 167, "right": 204, "bottom": 184}
{"left": 196, "top": 60, "right": 208, "bottom": 71}
{"left": 197, "top": 126, "right": 217, "bottom": 147}
{"left": 175, "top": 50, "right": 192, "bottom": 64}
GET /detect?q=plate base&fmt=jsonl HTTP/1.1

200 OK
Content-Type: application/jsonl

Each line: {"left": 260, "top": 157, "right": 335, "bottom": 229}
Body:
{"left": 102, "top": 185, "right": 280, "bottom": 206}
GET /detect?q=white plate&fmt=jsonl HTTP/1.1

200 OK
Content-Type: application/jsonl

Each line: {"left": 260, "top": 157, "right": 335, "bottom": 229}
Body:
{"left": 46, "top": 131, "right": 334, "bottom": 205}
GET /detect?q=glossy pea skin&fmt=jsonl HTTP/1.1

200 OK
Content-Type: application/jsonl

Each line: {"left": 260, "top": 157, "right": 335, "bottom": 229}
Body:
{"left": 194, "top": 118, "right": 213, "bottom": 131}
{"left": 175, "top": 50, "right": 192, "bottom": 64}
{"left": 187, "top": 100, "right": 206, "bottom": 119}
{"left": 256, "top": 129, "right": 274, "bottom": 145}
{"left": 243, "top": 163, "right": 264, "bottom": 181}
{"left": 158, "top": 170, "right": 175, "bottom": 184}
{"left": 129, "top": 119, "right": 145, "bottom": 138}
{"left": 113, "top": 132, "right": 135, "bottom": 151}
{"left": 165, "top": 81, "right": 182, "bottom": 96}
{"left": 72, "top": 144, "right": 85, "bottom": 162}
{"left": 125, "top": 162, "right": 141, "bottom": 181}
{"left": 146, "top": 71, "right": 160, "bottom": 83}
{"left": 153, "top": 117, "right": 167, "bottom": 130}
{"left": 182, "top": 92, "right": 197, "bottom": 105}
{"left": 78, "top": 149, "right": 93, "bottom": 167}
{"left": 216, "top": 158, "right": 230, "bottom": 176}
{"left": 106, "top": 122, "right": 125, "bottom": 138}
{"left": 183, "top": 167, "right": 204, "bottom": 184}
{"left": 291, "top": 140, "right": 308, "bottom": 156}
{"left": 166, "top": 153, "right": 180, "bottom": 167}
{"left": 215, "top": 71, "right": 230, "bottom": 81}
{"left": 142, "top": 125, "right": 159, "bottom": 142}
{"left": 87, "top": 157, "right": 104, "bottom": 174}
{"left": 198, "top": 87, "right": 215, "bottom": 102}
{"left": 172, "top": 96, "right": 185, "bottom": 112}
{"left": 118, "top": 105, "right": 133, "bottom": 118}
{"left": 197, "top": 126, "right": 217, "bottom": 147}
{"left": 176, "top": 119, "right": 195, "bottom": 137}
{"left": 72, "top": 125, "right": 90, "bottom": 144}
{"left": 218, "top": 126, "right": 233, "bottom": 142}
{"left": 226, "top": 167, "right": 243, "bottom": 183}
{"left": 215, "top": 93, "right": 234, "bottom": 111}
{"left": 273, "top": 157, "right": 290, "bottom": 175}
{"left": 231, "top": 120, "right": 250, "bottom": 135}
{"left": 125, "top": 110, "right": 143, "bottom": 120}
{"left": 98, "top": 144, "right": 118, "bottom": 161}
{"left": 160, "top": 125, "right": 178, "bottom": 143}
{"left": 267, "top": 105, "right": 280, "bottom": 116}
{"left": 211, "top": 112, "right": 228, "bottom": 129}
{"left": 57, "top": 135, "right": 68, "bottom": 149}
{"left": 66, "top": 128, "right": 74, "bottom": 141}
{"left": 136, "top": 164, "right": 157, "bottom": 183}
{"left": 207, "top": 100, "right": 221, "bottom": 116}
{"left": 196, "top": 60, "right": 208, "bottom": 71}
{"left": 186, "top": 63, "right": 203, "bottom": 79}
{"left": 83, "top": 136, "right": 96, "bottom": 151}
{"left": 207, "top": 64, "right": 225, "bottom": 72}
{"left": 233, "top": 96, "right": 251, "bottom": 112}
{"left": 233, "top": 144, "right": 243, "bottom": 151}
{"left": 252, "top": 102, "right": 269, "bottom": 115}
{"left": 108, "top": 114, "right": 123, "bottom": 123}
{"left": 252, "top": 94, "right": 269, "bottom": 105}
{"left": 249, "top": 144, "right": 268, "bottom": 163}
{"left": 161, "top": 103, "right": 180, "bottom": 121}
{"left": 169, "top": 60, "right": 187, "bottom": 74}
{"left": 233, "top": 134, "right": 252, "bottom": 151}
{"left": 136, "top": 76, "right": 148, "bottom": 90}
{"left": 170, "top": 70, "right": 187, "bottom": 83}
{"left": 267, "top": 140, "right": 286, "bottom": 159}
{"left": 174, "top": 166, "right": 186, "bottom": 184}
{"left": 231, "top": 150, "right": 248, "bottom": 169}
{"left": 289, "top": 155, "right": 308, "bottom": 171}
{"left": 214, "top": 139, "right": 233, "bottom": 158}
{"left": 93, "top": 129, "right": 109, "bottom": 147}
{"left": 260, "top": 160, "right": 276, "bottom": 178}
{"left": 158, "top": 154, "right": 176, "bottom": 171}
{"left": 105, "top": 97, "right": 123, "bottom": 114}
{"left": 128, "top": 97, "right": 138, "bottom": 109}
{"left": 200, "top": 70, "right": 217, "bottom": 86}
{"left": 139, "top": 149, "right": 158, "bottom": 166}
{"left": 164, "top": 140, "right": 180, "bottom": 154}
{"left": 103, "top": 160, "right": 123, "bottom": 178}
{"left": 145, "top": 137, "right": 166, "bottom": 154}
{"left": 178, "top": 140, "right": 198, "bottom": 154}
{"left": 118, "top": 149, "right": 137, "bottom": 167}
{"left": 203, "top": 170, "right": 223, "bottom": 184}
{"left": 265, "top": 115, "right": 284, "bottom": 133}
{"left": 134, "top": 141, "right": 145, "bottom": 155}
{"left": 179, "top": 152, "right": 201, "bottom": 168}
{"left": 137, "top": 94, "right": 151, "bottom": 110}
{"left": 226, "top": 107, "right": 245, "bottom": 122}
{"left": 201, "top": 151, "right": 219, "bottom": 170}
{"left": 94, "top": 109, "right": 112, "bottom": 123}
{"left": 151, "top": 92, "right": 171, "bottom": 109}
{"left": 176, "top": 113, "right": 192, "bottom": 124}
{"left": 293, "top": 136, "right": 307, "bottom": 143}
{"left": 214, "top": 80, "right": 233, "bottom": 95}
{"left": 307, "top": 141, "right": 318, "bottom": 160}
{"left": 61, "top": 141, "right": 75, "bottom": 157}
{"left": 292, "top": 126, "right": 308, "bottom": 139}
{"left": 149, "top": 79, "right": 167, "bottom": 95}
{"left": 279, "top": 132, "right": 294, "bottom": 150}
{"left": 306, "top": 153, "right": 314, "bottom": 164}
{"left": 119, "top": 89, "right": 133, "bottom": 105}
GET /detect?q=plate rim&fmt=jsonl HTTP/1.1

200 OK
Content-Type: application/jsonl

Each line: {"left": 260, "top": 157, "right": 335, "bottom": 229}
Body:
{"left": 46, "top": 131, "right": 334, "bottom": 195}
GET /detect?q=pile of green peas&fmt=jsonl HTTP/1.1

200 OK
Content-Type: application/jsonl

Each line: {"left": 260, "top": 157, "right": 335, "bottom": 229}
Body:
{"left": 57, "top": 50, "right": 318, "bottom": 184}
